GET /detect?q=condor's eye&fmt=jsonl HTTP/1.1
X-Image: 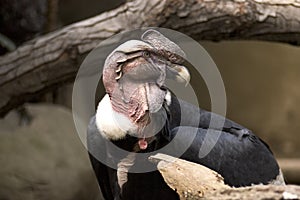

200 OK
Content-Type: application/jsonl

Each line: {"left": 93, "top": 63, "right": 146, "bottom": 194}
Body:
{"left": 143, "top": 51, "right": 150, "bottom": 58}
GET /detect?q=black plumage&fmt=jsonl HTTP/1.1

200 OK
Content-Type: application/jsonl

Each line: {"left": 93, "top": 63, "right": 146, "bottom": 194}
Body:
{"left": 86, "top": 29, "right": 284, "bottom": 200}
{"left": 88, "top": 94, "right": 282, "bottom": 200}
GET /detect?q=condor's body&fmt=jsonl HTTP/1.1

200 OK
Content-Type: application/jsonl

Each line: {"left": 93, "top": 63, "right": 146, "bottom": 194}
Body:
{"left": 87, "top": 30, "right": 284, "bottom": 200}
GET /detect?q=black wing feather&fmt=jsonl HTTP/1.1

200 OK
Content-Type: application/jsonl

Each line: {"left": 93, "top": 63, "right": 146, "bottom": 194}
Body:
{"left": 163, "top": 126, "right": 280, "bottom": 187}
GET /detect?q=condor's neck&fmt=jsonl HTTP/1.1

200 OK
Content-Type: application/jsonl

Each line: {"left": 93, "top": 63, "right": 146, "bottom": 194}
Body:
{"left": 95, "top": 94, "right": 137, "bottom": 140}
{"left": 108, "top": 82, "right": 150, "bottom": 128}
{"left": 95, "top": 94, "right": 171, "bottom": 151}
{"left": 96, "top": 83, "right": 151, "bottom": 138}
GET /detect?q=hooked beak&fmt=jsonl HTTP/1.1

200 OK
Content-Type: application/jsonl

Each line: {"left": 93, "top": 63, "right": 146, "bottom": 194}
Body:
{"left": 167, "top": 64, "right": 191, "bottom": 86}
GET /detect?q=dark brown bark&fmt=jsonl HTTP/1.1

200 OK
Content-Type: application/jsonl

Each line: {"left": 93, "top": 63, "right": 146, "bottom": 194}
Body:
{"left": 1, "top": 0, "right": 300, "bottom": 116}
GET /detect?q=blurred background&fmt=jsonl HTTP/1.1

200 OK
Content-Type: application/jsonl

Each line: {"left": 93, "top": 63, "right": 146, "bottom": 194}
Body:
{"left": 0, "top": 0, "right": 299, "bottom": 199}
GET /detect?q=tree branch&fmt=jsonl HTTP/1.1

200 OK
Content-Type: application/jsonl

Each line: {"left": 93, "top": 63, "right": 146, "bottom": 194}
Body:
{"left": 1, "top": 0, "right": 300, "bottom": 116}
{"left": 149, "top": 153, "right": 300, "bottom": 200}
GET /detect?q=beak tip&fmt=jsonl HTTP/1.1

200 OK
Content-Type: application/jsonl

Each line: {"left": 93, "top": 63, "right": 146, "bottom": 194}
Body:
{"left": 168, "top": 63, "right": 191, "bottom": 86}
{"left": 178, "top": 67, "right": 190, "bottom": 87}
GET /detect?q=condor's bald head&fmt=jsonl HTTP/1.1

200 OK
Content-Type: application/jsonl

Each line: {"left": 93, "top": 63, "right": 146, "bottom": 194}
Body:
{"left": 101, "top": 29, "right": 190, "bottom": 138}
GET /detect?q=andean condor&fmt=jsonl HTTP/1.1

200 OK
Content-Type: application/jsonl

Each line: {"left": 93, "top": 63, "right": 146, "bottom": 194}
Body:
{"left": 87, "top": 29, "right": 285, "bottom": 200}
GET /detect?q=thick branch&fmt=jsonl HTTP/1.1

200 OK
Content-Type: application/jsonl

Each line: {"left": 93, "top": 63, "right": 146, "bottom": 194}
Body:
{"left": 149, "top": 153, "right": 300, "bottom": 200}
{"left": 1, "top": 0, "right": 300, "bottom": 116}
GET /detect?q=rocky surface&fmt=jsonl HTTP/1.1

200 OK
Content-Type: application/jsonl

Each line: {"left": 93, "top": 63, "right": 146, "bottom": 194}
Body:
{"left": 0, "top": 104, "right": 102, "bottom": 200}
